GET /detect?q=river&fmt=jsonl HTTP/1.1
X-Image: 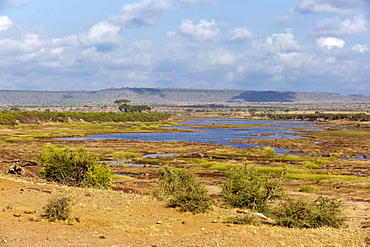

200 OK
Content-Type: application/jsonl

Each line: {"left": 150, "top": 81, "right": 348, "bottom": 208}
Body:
{"left": 59, "top": 118, "right": 322, "bottom": 154}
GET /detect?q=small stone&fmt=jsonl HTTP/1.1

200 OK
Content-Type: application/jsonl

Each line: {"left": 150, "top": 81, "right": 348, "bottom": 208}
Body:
{"left": 2, "top": 239, "right": 8, "bottom": 243}
{"left": 156, "top": 220, "right": 162, "bottom": 224}
{"left": 99, "top": 236, "right": 106, "bottom": 239}
{"left": 211, "top": 219, "right": 217, "bottom": 223}
{"left": 24, "top": 209, "right": 33, "bottom": 214}
{"left": 13, "top": 212, "right": 21, "bottom": 217}
{"left": 200, "top": 227, "right": 205, "bottom": 231}
{"left": 181, "top": 220, "right": 186, "bottom": 225}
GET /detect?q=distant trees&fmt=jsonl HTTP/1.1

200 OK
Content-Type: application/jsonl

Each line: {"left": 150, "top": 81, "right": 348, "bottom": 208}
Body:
{"left": 119, "top": 104, "right": 151, "bottom": 113}
{"left": 114, "top": 99, "right": 151, "bottom": 113}
{"left": 114, "top": 99, "right": 131, "bottom": 106}
{"left": 248, "top": 108, "right": 258, "bottom": 116}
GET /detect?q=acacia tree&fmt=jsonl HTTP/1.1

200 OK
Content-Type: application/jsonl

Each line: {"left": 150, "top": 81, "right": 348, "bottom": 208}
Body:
{"left": 114, "top": 99, "right": 131, "bottom": 110}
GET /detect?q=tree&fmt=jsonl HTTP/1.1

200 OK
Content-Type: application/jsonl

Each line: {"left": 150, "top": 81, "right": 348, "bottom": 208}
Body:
{"left": 248, "top": 108, "right": 258, "bottom": 116}
{"left": 114, "top": 99, "right": 131, "bottom": 110}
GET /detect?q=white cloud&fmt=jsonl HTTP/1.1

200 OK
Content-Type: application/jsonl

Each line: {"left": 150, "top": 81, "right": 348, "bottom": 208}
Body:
{"left": 316, "top": 36, "right": 345, "bottom": 49}
{"left": 179, "top": 19, "right": 219, "bottom": 42}
{"left": 352, "top": 44, "right": 368, "bottom": 53}
{"left": 226, "top": 27, "right": 255, "bottom": 43}
{"left": 314, "top": 16, "right": 367, "bottom": 36}
{"left": 263, "top": 29, "right": 302, "bottom": 53}
{"left": 118, "top": 0, "right": 173, "bottom": 26}
{"left": 0, "top": 15, "right": 13, "bottom": 31}
{"left": 297, "top": 0, "right": 352, "bottom": 14}
{"left": 207, "top": 48, "right": 236, "bottom": 65}
{"left": 81, "top": 21, "right": 121, "bottom": 49}
{"left": 0, "top": 0, "right": 29, "bottom": 7}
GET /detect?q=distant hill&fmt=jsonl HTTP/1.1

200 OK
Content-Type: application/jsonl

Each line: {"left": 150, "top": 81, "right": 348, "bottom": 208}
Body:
{"left": 0, "top": 88, "right": 369, "bottom": 106}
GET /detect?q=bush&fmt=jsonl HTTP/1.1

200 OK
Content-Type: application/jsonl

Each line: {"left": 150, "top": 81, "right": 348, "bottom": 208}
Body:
{"left": 220, "top": 166, "right": 285, "bottom": 215}
{"left": 299, "top": 185, "right": 319, "bottom": 192}
{"left": 83, "top": 163, "right": 112, "bottom": 189}
{"left": 43, "top": 193, "right": 74, "bottom": 221}
{"left": 154, "top": 166, "right": 213, "bottom": 214}
{"left": 225, "top": 214, "right": 261, "bottom": 226}
{"left": 40, "top": 145, "right": 98, "bottom": 186}
{"left": 273, "top": 196, "right": 346, "bottom": 228}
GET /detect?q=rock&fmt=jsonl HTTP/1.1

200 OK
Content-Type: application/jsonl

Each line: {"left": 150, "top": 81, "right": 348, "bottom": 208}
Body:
{"left": 13, "top": 212, "right": 21, "bottom": 217}
{"left": 156, "top": 220, "right": 162, "bottom": 224}
{"left": 24, "top": 209, "right": 33, "bottom": 214}
{"left": 182, "top": 220, "right": 186, "bottom": 225}
{"left": 7, "top": 164, "right": 24, "bottom": 175}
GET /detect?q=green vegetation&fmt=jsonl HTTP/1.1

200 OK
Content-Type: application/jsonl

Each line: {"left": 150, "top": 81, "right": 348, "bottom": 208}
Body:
{"left": 220, "top": 166, "right": 285, "bottom": 215}
{"left": 273, "top": 196, "right": 346, "bottom": 228}
{"left": 40, "top": 145, "right": 112, "bottom": 188}
{"left": 82, "top": 163, "right": 112, "bottom": 190}
{"left": 154, "top": 166, "right": 213, "bottom": 214}
{"left": 258, "top": 112, "right": 370, "bottom": 122}
{"left": 299, "top": 185, "right": 319, "bottom": 192}
{"left": 119, "top": 104, "right": 152, "bottom": 113}
{"left": 43, "top": 193, "right": 74, "bottom": 221}
{"left": 0, "top": 110, "right": 169, "bottom": 126}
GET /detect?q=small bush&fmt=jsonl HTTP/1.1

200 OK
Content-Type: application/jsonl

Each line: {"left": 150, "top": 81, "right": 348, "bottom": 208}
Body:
{"left": 83, "top": 163, "right": 112, "bottom": 189}
{"left": 154, "top": 166, "right": 213, "bottom": 214}
{"left": 273, "top": 196, "right": 346, "bottom": 228}
{"left": 220, "top": 166, "right": 285, "bottom": 215}
{"left": 43, "top": 193, "right": 74, "bottom": 221}
{"left": 225, "top": 214, "right": 261, "bottom": 226}
{"left": 299, "top": 185, "right": 319, "bottom": 192}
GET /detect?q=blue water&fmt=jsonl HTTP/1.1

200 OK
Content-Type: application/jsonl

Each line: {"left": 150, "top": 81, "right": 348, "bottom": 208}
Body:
{"left": 59, "top": 118, "right": 321, "bottom": 154}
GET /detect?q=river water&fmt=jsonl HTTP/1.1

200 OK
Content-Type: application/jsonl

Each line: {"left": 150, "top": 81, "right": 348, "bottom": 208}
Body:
{"left": 59, "top": 118, "right": 321, "bottom": 154}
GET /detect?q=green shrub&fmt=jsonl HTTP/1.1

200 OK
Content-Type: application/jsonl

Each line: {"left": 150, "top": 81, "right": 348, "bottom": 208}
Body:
{"left": 154, "top": 166, "right": 213, "bottom": 214}
{"left": 220, "top": 166, "right": 285, "bottom": 215}
{"left": 273, "top": 196, "right": 346, "bottom": 228}
{"left": 40, "top": 145, "right": 98, "bottom": 186}
{"left": 43, "top": 193, "right": 74, "bottom": 221}
{"left": 83, "top": 163, "right": 112, "bottom": 189}
{"left": 299, "top": 185, "right": 319, "bottom": 192}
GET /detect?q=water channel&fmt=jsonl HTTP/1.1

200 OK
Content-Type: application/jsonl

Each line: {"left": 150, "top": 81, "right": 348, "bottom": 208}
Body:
{"left": 60, "top": 118, "right": 322, "bottom": 154}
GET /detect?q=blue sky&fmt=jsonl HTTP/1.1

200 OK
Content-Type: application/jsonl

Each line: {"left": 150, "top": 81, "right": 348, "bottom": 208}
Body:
{"left": 0, "top": 0, "right": 369, "bottom": 95}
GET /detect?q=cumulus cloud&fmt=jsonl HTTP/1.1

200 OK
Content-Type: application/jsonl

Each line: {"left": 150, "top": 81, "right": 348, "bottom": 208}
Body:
{"left": 179, "top": 19, "right": 219, "bottom": 42}
{"left": 79, "top": 21, "right": 121, "bottom": 51}
{"left": 226, "top": 27, "right": 256, "bottom": 43}
{"left": 297, "top": 0, "right": 353, "bottom": 14}
{"left": 263, "top": 29, "right": 302, "bottom": 53}
{"left": 352, "top": 44, "right": 368, "bottom": 53}
{"left": 313, "top": 15, "right": 367, "bottom": 36}
{"left": 0, "top": 15, "right": 13, "bottom": 31}
{"left": 116, "top": 0, "right": 173, "bottom": 26}
{"left": 316, "top": 36, "right": 345, "bottom": 49}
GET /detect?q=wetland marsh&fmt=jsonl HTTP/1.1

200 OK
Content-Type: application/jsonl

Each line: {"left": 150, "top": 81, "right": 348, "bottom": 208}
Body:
{"left": 1, "top": 115, "right": 370, "bottom": 246}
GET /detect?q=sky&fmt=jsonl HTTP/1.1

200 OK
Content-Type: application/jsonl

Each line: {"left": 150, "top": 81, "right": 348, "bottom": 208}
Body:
{"left": 0, "top": 0, "right": 369, "bottom": 95}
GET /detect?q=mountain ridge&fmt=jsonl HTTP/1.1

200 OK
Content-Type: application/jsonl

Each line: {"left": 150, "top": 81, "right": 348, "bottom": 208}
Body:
{"left": 0, "top": 88, "right": 369, "bottom": 106}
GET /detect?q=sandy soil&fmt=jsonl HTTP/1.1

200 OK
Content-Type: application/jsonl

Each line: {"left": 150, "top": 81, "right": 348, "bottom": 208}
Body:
{"left": 1, "top": 174, "right": 369, "bottom": 247}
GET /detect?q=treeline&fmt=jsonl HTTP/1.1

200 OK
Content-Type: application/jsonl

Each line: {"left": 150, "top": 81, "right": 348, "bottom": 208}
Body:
{"left": 0, "top": 110, "right": 170, "bottom": 125}
{"left": 257, "top": 112, "right": 370, "bottom": 121}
